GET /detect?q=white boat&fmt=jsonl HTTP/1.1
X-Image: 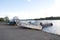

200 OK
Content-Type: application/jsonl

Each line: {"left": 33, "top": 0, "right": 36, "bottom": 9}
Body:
{"left": 15, "top": 19, "right": 42, "bottom": 30}
{"left": 13, "top": 16, "right": 53, "bottom": 30}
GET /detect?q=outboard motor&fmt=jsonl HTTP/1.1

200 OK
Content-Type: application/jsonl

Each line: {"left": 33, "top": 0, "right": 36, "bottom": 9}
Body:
{"left": 40, "top": 22, "right": 53, "bottom": 28}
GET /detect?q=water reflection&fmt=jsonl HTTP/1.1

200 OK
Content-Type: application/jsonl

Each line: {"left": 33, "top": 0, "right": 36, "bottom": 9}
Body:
{"left": 42, "top": 20, "right": 60, "bottom": 35}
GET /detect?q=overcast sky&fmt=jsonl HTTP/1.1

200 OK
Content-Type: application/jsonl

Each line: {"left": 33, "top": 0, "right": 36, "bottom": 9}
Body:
{"left": 0, "top": 0, "right": 60, "bottom": 19}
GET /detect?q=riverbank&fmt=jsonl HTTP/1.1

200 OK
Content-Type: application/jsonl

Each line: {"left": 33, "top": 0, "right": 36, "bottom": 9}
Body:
{"left": 0, "top": 22, "right": 60, "bottom": 40}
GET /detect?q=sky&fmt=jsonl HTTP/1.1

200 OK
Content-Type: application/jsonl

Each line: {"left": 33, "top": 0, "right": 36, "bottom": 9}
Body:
{"left": 0, "top": 0, "right": 60, "bottom": 19}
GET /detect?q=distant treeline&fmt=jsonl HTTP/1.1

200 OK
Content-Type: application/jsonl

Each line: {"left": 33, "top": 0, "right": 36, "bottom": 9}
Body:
{"left": 34, "top": 17, "right": 60, "bottom": 20}
{"left": 0, "top": 16, "right": 9, "bottom": 22}
{"left": 0, "top": 18, "right": 5, "bottom": 22}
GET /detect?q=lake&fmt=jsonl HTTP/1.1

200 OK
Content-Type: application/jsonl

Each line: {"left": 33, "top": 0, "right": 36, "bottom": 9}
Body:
{"left": 16, "top": 19, "right": 60, "bottom": 35}
{"left": 40, "top": 20, "right": 60, "bottom": 35}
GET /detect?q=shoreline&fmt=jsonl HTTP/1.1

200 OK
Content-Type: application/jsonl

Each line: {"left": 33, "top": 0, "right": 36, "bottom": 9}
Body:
{"left": 0, "top": 22, "right": 60, "bottom": 40}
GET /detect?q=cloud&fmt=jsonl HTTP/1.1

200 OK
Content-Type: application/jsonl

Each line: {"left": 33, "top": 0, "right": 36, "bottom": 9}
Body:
{"left": 27, "top": 0, "right": 31, "bottom": 2}
{"left": 42, "top": 0, "right": 60, "bottom": 17}
{"left": 51, "top": 0, "right": 60, "bottom": 16}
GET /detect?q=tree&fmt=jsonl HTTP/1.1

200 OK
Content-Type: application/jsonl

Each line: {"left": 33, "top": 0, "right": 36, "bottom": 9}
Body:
{"left": 0, "top": 18, "right": 4, "bottom": 22}
{"left": 4, "top": 16, "right": 9, "bottom": 22}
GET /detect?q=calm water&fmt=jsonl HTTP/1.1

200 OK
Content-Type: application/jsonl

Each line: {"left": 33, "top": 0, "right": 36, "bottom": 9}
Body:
{"left": 18, "top": 20, "right": 60, "bottom": 35}
{"left": 40, "top": 20, "right": 60, "bottom": 35}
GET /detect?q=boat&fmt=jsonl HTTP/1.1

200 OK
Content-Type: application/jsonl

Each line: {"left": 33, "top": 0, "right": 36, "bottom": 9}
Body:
{"left": 15, "top": 19, "right": 42, "bottom": 30}
{"left": 7, "top": 19, "right": 16, "bottom": 25}
{"left": 12, "top": 16, "right": 53, "bottom": 30}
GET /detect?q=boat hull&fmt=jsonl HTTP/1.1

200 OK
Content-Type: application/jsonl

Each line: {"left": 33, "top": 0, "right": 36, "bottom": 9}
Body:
{"left": 17, "top": 23, "right": 42, "bottom": 30}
